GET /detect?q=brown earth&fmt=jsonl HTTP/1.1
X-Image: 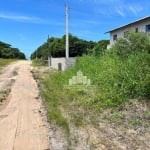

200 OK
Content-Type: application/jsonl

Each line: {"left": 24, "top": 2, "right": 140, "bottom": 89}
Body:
{"left": 0, "top": 61, "right": 50, "bottom": 150}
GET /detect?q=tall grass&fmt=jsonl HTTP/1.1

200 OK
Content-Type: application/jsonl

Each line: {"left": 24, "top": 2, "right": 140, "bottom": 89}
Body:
{"left": 43, "top": 52, "right": 149, "bottom": 107}
{"left": 40, "top": 51, "right": 150, "bottom": 133}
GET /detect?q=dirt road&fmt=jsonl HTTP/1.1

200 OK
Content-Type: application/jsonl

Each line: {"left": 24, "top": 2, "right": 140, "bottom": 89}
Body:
{"left": 0, "top": 61, "right": 50, "bottom": 150}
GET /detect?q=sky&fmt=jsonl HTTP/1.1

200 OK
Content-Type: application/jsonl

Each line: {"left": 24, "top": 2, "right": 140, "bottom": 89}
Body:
{"left": 0, "top": 0, "right": 150, "bottom": 58}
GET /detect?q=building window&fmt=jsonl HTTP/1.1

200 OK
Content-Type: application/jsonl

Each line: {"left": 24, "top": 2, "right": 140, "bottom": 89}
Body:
{"left": 135, "top": 28, "right": 138, "bottom": 33}
{"left": 146, "top": 24, "right": 150, "bottom": 32}
{"left": 124, "top": 31, "right": 129, "bottom": 37}
{"left": 113, "top": 34, "right": 117, "bottom": 41}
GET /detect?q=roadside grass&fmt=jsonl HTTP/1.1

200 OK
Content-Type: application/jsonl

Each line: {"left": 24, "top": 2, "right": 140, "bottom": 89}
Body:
{"left": 0, "top": 58, "right": 16, "bottom": 67}
{"left": 41, "top": 76, "right": 70, "bottom": 136}
{"left": 32, "top": 59, "right": 47, "bottom": 67}
{"left": 0, "top": 59, "right": 17, "bottom": 72}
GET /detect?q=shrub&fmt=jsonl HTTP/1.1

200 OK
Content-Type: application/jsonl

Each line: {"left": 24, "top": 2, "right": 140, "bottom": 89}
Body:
{"left": 112, "top": 32, "right": 150, "bottom": 57}
{"left": 92, "top": 40, "right": 109, "bottom": 56}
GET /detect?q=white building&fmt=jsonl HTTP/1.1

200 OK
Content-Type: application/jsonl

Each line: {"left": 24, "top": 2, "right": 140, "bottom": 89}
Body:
{"left": 106, "top": 16, "right": 150, "bottom": 48}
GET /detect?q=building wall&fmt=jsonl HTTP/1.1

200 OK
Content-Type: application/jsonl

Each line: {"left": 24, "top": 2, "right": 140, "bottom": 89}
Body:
{"left": 108, "top": 19, "right": 150, "bottom": 48}
{"left": 50, "top": 57, "right": 76, "bottom": 71}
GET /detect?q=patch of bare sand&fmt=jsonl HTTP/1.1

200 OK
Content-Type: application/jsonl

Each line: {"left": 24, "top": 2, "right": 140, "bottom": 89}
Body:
{"left": 0, "top": 61, "right": 50, "bottom": 150}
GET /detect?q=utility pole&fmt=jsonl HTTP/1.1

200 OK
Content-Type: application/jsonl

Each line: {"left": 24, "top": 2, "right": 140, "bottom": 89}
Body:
{"left": 47, "top": 35, "right": 51, "bottom": 68}
{"left": 65, "top": 3, "right": 69, "bottom": 58}
{"left": 36, "top": 50, "right": 37, "bottom": 60}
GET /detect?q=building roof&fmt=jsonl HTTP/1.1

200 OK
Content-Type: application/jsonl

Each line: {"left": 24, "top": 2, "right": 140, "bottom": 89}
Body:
{"left": 105, "top": 16, "right": 150, "bottom": 34}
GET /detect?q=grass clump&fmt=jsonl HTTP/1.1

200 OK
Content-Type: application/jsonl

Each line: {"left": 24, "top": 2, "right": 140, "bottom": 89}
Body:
{"left": 32, "top": 59, "right": 47, "bottom": 66}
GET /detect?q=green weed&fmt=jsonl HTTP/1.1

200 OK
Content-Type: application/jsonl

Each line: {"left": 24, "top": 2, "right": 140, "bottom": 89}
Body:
{"left": 0, "top": 59, "right": 17, "bottom": 71}
{"left": 129, "top": 118, "right": 143, "bottom": 126}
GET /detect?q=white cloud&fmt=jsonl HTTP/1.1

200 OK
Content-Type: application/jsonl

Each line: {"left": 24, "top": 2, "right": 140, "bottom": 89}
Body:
{"left": 0, "top": 12, "right": 64, "bottom": 26}
{"left": 0, "top": 13, "right": 41, "bottom": 22}
{"left": 116, "top": 8, "right": 126, "bottom": 17}
{"left": 81, "top": 0, "right": 145, "bottom": 18}
{"left": 129, "top": 5, "right": 143, "bottom": 15}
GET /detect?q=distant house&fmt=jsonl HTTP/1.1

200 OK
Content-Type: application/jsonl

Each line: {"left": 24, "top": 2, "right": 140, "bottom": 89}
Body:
{"left": 105, "top": 16, "right": 150, "bottom": 48}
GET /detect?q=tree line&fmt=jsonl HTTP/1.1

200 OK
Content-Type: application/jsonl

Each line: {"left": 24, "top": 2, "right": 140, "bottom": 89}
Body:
{"left": 30, "top": 34, "right": 109, "bottom": 59}
{"left": 0, "top": 41, "right": 26, "bottom": 59}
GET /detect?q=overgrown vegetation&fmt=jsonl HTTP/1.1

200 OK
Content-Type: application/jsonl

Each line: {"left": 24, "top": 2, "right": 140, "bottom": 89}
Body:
{"left": 42, "top": 52, "right": 149, "bottom": 111}
{"left": 111, "top": 32, "right": 150, "bottom": 56}
{"left": 36, "top": 32, "right": 150, "bottom": 139}
{"left": 92, "top": 40, "right": 109, "bottom": 56}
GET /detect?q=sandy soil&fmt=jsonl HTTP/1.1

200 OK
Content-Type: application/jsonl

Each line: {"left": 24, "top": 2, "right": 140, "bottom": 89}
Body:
{"left": 0, "top": 61, "right": 18, "bottom": 91}
{"left": 0, "top": 61, "right": 50, "bottom": 150}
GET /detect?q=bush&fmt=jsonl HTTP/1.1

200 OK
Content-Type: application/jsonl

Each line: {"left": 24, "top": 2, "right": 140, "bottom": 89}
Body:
{"left": 112, "top": 32, "right": 150, "bottom": 57}
{"left": 92, "top": 40, "right": 109, "bottom": 56}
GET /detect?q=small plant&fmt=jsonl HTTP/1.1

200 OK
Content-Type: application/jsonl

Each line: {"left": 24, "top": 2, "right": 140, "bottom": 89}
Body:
{"left": 13, "top": 70, "right": 18, "bottom": 76}
{"left": 0, "top": 90, "right": 10, "bottom": 102}
{"left": 107, "top": 112, "right": 125, "bottom": 123}
{"left": 129, "top": 118, "right": 143, "bottom": 126}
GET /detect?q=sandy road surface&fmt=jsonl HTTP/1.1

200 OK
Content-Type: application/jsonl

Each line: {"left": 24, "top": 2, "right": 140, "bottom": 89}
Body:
{"left": 0, "top": 61, "right": 18, "bottom": 91}
{"left": 0, "top": 61, "right": 50, "bottom": 150}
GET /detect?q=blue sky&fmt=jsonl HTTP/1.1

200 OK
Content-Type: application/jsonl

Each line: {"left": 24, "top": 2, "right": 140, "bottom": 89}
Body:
{"left": 0, "top": 0, "right": 149, "bottom": 58}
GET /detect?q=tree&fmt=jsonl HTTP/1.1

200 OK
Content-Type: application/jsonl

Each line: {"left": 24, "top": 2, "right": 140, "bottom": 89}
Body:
{"left": 92, "top": 40, "right": 109, "bottom": 56}
{"left": 1, "top": 48, "right": 13, "bottom": 58}
{"left": 0, "top": 41, "right": 26, "bottom": 59}
{"left": 31, "top": 34, "right": 96, "bottom": 59}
